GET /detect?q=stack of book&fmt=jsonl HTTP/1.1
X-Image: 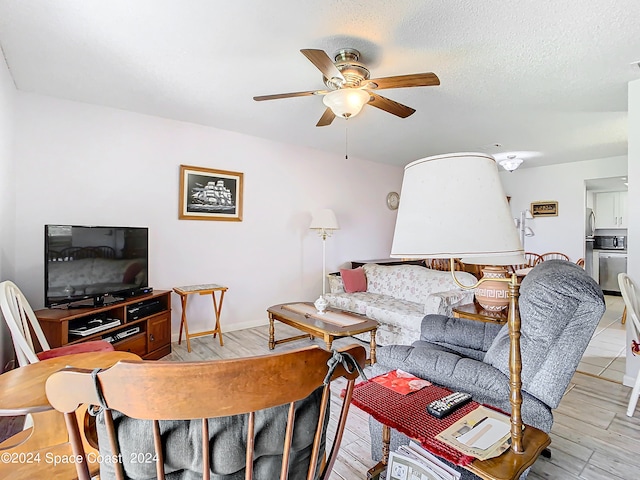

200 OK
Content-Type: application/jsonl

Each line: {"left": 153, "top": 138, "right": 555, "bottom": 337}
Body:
{"left": 435, "top": 405, "right": 512, "bottom": 461}
{"left": 387, "top": 441, "right": 461, "bottom": 480}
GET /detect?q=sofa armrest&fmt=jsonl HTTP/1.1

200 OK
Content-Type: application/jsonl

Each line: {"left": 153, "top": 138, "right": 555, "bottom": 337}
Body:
{"left": 424, "top": 288, "right": 475, "bottom": 316}
{"left": 420, "top": 314, "right": 504, "bottom": 353}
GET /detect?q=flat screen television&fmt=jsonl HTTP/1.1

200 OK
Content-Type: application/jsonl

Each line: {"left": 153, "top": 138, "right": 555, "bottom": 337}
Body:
{"left": 45, "top": 225, "right": 149, "bottom": 307}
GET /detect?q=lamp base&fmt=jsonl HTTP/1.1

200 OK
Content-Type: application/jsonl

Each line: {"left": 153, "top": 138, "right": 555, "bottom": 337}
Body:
{"left": 475, "top": 266, "right": 510, "bottom": 311}
{"left": 314, "top": 295, "right": 328, "bottom": 314}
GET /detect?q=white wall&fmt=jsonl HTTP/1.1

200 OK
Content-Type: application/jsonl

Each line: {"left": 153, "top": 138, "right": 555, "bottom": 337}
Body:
{"left": 499, "top": 156, "right": 627, "bottom": 261}
{"left": 0, "top": 52, "right": 16, "bottom": 371}
{"left": 12, "top": 93, "right": 403, "bottom": 337}
{"left": 627, "top": 78, "right": 640, "bottom": 387}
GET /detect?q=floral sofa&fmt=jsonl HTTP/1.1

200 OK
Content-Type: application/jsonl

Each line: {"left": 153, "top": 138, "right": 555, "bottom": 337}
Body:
{"left": 325, "top": 263, "right": 476, "bottom": 345}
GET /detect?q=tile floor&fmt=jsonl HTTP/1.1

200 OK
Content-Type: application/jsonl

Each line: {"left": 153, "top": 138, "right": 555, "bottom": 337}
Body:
{"left": 577, "top": 294, "right": 628, "bottom": 383}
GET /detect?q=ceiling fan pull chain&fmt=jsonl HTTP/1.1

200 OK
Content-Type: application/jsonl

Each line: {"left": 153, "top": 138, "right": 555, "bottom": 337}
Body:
{"left": 345, "top": 123, "right": 349, "bottom": 160}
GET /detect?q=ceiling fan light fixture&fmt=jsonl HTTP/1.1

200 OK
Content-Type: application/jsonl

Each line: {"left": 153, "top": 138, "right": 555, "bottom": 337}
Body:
{"left": 322, "top": 89, "right": 370, "bottom": 119}
{"left": 499, "top": 155, "right": 523, "bottom": 172}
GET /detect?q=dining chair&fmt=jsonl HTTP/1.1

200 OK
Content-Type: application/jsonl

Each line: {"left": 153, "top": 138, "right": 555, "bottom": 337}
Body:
{"left": 509, "top": 252, "right": 542, "bottom": 273}
{"left": 46, "top": 344, "right": 366, "bottom": 480}
{"left": 618, "top": 273, "right": 640, "bottom": 417}
{"left": 0, "top": 281, "right": 114, "bottom": 367}
{"left": 427, "top": 258, "right": 463, "bottom": 271}
{"left": 538, "top": 252, "right": 570, "bottom": 263}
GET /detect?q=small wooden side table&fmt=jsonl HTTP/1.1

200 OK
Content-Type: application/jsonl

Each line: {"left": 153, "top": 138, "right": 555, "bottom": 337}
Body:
{"left": 452, "top": 302, "right": 508, "bottom": 324}
{"left": 173, "top": 283, "right": 228, "bottom": 353}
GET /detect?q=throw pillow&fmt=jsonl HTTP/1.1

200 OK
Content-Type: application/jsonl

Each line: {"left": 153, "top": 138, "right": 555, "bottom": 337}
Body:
{"left": 327, "top": 274, "right": 345, "bottom": 294}
{"left": 340, "top": 268, "right": 367, "bottom": 293}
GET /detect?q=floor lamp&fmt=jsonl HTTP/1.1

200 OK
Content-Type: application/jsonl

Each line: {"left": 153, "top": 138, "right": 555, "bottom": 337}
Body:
{"left": 515, "top": 209, "right": 535, "bottom": 248}
{"left": 309, "top": 209, "right": 339, "bottom": 313}
{"left": 390, "top": 153, "right": 550, "bottom": 468}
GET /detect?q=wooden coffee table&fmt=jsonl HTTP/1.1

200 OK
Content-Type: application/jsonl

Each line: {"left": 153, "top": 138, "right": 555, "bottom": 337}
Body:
{"left": 267, "top": 302, "right": 378, "bottom": 364}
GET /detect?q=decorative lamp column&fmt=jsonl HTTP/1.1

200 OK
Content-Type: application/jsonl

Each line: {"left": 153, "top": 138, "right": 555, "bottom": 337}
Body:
{"left": 309, "top": 209, "right": 340, "bottom": 313}
{"left": 516, "top": 209, "right": 535, "bottom": 248}
{"left": 390, "top": 152, "right": 533, "bottom": 455}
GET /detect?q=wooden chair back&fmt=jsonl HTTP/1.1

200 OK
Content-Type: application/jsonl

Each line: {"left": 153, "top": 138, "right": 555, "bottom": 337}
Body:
{"left": 509, "top": 252, "right": 542, "bottom": 273}
{"left": 538, "top": 252, "right": 569, "bottom": 263}
{"left": 0, "top": 280, "right": 51, "bottom": 366}
{"left": 428, "top": 258, "right": 463, "bottom": 271}
{"left": 73, "top": 246, "right": 117, "bottom": 259}
{"left": 46, "top": 344, "right": 366, "bottom": 480}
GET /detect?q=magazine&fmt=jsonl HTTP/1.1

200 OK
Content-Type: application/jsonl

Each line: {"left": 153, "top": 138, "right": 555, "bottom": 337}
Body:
{"left": 386, "top": 441, "right": 460, "bottom": 480}
{"left": 372, "top": 369, "right": 432, "bottom": 395}
{"left": 434, "top": 406, "right": 512, "bottom": 461}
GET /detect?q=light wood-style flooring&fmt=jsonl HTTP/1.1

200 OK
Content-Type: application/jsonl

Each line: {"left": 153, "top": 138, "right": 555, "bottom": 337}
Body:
{"left": 165, "top": 318, "right": 639, "bottom": 480}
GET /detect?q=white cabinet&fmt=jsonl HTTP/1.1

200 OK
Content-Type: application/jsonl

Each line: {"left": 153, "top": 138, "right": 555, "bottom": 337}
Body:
{"left": 618, "top": 191, "right": 628, "bottom": 227}
{"left": 594, "top": 191, "right": 627, "bottom": 228}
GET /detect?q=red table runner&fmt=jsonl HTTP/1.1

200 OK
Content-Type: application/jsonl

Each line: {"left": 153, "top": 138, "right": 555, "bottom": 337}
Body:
{"left": 350, "top": 380, "right": 479, "bottom": 466}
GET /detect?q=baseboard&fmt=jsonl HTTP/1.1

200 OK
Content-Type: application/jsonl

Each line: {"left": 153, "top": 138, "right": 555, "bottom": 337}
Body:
{"left": 623, "top": 374, "right": 636, "bottom": 387}
{"left": 171, "top": 318, "right": 268, "bottom": 343}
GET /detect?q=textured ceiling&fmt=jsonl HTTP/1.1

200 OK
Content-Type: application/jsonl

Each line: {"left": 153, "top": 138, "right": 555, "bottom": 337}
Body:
{"left": 1, "top": 0, "right": 639, "bottom": 168}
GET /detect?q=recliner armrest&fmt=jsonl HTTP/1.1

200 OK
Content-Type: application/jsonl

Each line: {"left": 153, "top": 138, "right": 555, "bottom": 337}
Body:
{"left": 420, "top": 314, "right": 504, "bottom": 353}
{"left": 424, "top": 289, "right": 475, "bottom": 315}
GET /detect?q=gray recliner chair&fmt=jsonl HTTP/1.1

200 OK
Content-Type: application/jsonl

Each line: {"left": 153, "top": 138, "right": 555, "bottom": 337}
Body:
{"left": 369, "top": 260, "right": 605, "bottom": 478}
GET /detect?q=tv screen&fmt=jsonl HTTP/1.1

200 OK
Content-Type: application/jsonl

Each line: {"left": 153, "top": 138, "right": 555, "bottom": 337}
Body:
{"left": 45, "top": 225, "right": 149, "bottom": 307}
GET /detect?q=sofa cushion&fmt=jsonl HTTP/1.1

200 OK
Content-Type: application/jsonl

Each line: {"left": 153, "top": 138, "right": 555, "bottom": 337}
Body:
{"left": 372, "top": 345, "right": 553, "bottom": 433}
{"left": 419, "top": 314, "right": 504, "bottom": 358}
{"left": 327, "top": 274, "right": 344, "bottom": 294}
{"left": 340, "top": 267, "right": 367, "bottom": 293}
{"left": 362, "top": 263, "right": 475, "bottom": 304}
{"left": 323, "top": 292, "right": 372, "bottom": 315}
{"left": 364, "top": 298, "right": 425, "bottom": 329}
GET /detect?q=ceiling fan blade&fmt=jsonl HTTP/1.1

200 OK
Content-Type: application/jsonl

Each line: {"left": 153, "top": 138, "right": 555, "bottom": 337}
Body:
{"left": 253, "top": 90, "right": 325, "bottom": 101}
{"left": 366, "top": 73, "right": 440, "bottom": 90}
{"left": 367, "top": 92, "right": 416, "bottom": 118}
{"left": 316, "top": 108, "right": 336, "bottom": 127}
{"left": 300, "top": 49, "right": 345, "bottom": 83}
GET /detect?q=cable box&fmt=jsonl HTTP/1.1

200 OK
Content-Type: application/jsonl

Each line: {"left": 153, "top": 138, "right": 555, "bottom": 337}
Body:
{"left": 103, "top": 326, "right": 141, "bottom": 344}
{"left": 69, "top": 317, "right": 122, "bottom": 336}
{"left": 127, "top": 299, "right": 163, "bottom": 320}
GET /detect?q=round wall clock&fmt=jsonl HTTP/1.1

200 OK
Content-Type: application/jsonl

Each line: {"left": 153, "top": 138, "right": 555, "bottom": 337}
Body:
{"left": 386, "top": 191, "right": 400, "bottom": 210}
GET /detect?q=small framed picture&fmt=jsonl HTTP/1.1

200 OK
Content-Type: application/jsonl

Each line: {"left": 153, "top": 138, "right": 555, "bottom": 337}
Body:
{"left": 179, "top": 165, "right": 243, "bottom": 221}
{"left": 530, "top": 201, "right": 558, "bottom": 217}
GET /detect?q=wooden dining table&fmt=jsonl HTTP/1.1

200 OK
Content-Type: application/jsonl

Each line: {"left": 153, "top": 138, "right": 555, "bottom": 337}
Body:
{"left": 0, "top": 351, "right": 139, "bottom": 480}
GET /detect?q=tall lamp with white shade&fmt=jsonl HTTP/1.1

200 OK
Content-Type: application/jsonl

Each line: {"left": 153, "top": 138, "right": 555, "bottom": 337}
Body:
{"left": 391, "top": 153, "right": 550, "bottom": 467}
{"left": 309, "top": 209, "right": 340, "bottom": 313}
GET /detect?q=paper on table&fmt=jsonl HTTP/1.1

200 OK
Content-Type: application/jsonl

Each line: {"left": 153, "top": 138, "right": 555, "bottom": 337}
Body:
{"left": 457, "top": 418, "right": 510, "bottom": 450}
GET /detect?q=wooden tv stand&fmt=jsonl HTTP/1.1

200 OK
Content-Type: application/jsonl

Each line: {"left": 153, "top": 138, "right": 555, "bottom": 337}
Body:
{"left": 35, "top": 291, "right": 171, "bottom": 360}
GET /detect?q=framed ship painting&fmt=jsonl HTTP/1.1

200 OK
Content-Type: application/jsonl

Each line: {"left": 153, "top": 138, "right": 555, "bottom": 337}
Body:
{"left": 179, "top": 165, "right": 243, "bottom": 221}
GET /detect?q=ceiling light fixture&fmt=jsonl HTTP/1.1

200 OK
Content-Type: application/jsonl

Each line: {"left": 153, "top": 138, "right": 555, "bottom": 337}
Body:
{"left": 499, "top": 154, "right": 524, "bottom": 172}
{"left": 323, "top": 89, "right": 370, "bottom": 119}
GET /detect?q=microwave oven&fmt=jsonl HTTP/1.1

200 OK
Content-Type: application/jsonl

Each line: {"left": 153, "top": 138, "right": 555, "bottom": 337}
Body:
{"left": 594, "top": 235, "right": 626, "bottom": 250}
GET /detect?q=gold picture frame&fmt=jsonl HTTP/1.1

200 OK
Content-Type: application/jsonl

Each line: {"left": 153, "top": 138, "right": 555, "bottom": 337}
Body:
{"left": 530, "top": 201, "right": 558, "bottom": 217}
{"left": 179, "top": 165, "right": 243, "bottom": 221}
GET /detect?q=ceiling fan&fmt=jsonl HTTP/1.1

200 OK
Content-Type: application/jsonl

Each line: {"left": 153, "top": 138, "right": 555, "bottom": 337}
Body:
{"left": 253, "top": 48, "right": 440, "bottom": 127}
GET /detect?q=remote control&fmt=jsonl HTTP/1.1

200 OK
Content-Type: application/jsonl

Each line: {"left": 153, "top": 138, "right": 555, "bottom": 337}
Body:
{"left": 427, "top": 392, "right": 472, "bottom": 419}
